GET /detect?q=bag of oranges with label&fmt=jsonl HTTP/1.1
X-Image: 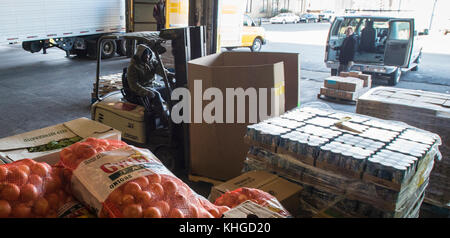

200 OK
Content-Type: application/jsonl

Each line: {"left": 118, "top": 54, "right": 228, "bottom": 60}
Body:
{"left": 57, "top": 137, "right": 230, "bottom": 218}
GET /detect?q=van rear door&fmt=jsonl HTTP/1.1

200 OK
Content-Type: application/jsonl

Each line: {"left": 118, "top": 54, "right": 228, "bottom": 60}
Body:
{"left": 384, "top": 19, "right": 414, "bottom": 67}
{"left": 325, "top": 17, "right": 343, "bottom": 63}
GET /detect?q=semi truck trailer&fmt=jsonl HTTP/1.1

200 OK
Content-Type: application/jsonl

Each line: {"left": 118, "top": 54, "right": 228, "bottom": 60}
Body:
{"left": 0, "top": 0, "right": 126, "bottom": 58}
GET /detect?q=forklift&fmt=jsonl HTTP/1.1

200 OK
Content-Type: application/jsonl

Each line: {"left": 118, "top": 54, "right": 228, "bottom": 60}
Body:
{"left": 90, "top": 26, "right": 206, "bottom": 175}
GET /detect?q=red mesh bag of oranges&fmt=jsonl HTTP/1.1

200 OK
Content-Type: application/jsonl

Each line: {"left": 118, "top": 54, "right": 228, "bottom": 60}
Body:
{"left": 0, "top": 159, "right": 74, "bottom": 218}
{"left": 57, "top": 137, "right": 230, "bottom": 218}
{"left": 214, "top": 187, "right": 291, "bottom": 217}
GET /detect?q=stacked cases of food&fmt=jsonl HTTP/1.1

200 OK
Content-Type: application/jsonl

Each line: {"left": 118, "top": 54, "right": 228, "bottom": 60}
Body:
{"left": 319, "top": 71, "right": 372, "bottom": 102}
{"left": 357, "top": 87, "right": 450, "bottom": 214}
{"left": 243, "top": 106, "right": 441, "bottom": 218}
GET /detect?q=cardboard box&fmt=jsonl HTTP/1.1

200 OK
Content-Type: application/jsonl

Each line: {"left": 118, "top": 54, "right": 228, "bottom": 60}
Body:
{"left": 324, "top": 76, "right": 341, "bottom": 90}
{"left": 339, "top": 72, "right": 350, "bottom": 77}
{"left": 339, "top": 77, "right": 364, "bottom": 92}
{"left": 0, "top": 118, "right": 121, "bottom": 165}
{"left": 341, "top": 71, "right": 372, "bottom": 88}
{"left": 209, "top": 171, "right": 302, "bottom": 215}
{"left": 204, "top": 52, "right": 300, "bottom": 110}
{"left": 222, "top": 200, "right": 285, "bottom": 218}
{"left": 321, "top": 88, "right": 359, "bottom": 101}
{"left": 358, "top": 74, "right": 372, "bottom": 88}
{"left": 348, "top": 71, "right": 362, "bottom": 77}
{"left": 188, "top": 52, "right": 293, "bottom": 181}
{"left": 324, "top": 76, "right": 363, "bottom": 92}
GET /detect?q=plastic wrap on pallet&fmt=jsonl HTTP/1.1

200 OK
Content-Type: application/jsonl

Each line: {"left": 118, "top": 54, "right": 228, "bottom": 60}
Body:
{"left": 356, "top": 87, "right": 450, "bottom": 208}
{"left": 245, "top": 143, "right": 437, "bottom": 215}
{"left": 243, "top": 106, "right": 442, "bottom": 217}
{"left": 243, "top": 158, "right": 425, "bottom": 218}
{"left": 245, "top": 106, "right": 442, "bottom": 185}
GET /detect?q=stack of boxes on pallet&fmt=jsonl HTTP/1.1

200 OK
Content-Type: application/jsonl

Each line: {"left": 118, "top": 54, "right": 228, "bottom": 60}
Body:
{"left": 243, "top": 106, "right": 442, "bottom": 218}
{"left": 320, "top": 71, "right": 372, "bottom": 101}
{"left": 356, "top": 87, "right": 450, "bottom": 214}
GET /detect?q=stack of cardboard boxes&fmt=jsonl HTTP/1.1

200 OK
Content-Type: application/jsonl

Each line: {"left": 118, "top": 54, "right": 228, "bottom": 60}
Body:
{"left": 356, "top": 87, "right": 450, "bottom": 216}
{"left": 242, "top": 106, "right": 441, "bottom": 217}
{"left": 320, "top": 71, "right": 372, "bottom": 102}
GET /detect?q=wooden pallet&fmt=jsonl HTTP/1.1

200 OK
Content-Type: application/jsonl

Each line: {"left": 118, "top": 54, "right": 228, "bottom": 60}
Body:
{"left": 188, "top": 174, "right": 224, "bottom": 186}
{"left": 317, "top": 93, "right": 357, "bottom": 105}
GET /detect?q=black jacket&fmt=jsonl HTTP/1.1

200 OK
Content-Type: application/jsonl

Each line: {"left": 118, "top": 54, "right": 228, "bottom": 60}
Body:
{"left": 127, "top": 45, "right": 159, "bottom": 97}
{"left": 338, "top": 34, "right": 357, "bottom": 64}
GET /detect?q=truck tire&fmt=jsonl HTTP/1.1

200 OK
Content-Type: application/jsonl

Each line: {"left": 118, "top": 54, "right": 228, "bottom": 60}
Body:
{"left": 101, "top": 40, "right": 116, "bottom": 59}
{"left": 250, "top": 38, "right": 263, "bottom": 52}
{"left": 388, "top": 68, "right": 401, "bottom": 86}
{"left": 75, "top": 49, "right": 88, "bottom": 58}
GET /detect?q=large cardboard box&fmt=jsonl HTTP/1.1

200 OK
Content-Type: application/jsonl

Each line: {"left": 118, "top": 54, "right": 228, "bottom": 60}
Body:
{"left": 0, "top": 118, "right": 121, "bottom": 165}
{"left": 188, "top": 52, "right": 299, "bottom": 181}
{"left": 209, "top": 171, "right": 302, "bottom": 215}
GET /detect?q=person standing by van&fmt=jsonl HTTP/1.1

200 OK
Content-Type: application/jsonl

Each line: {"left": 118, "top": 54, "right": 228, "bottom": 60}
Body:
{"left": 336, "top": 26, "right": 357, "bottom": 74}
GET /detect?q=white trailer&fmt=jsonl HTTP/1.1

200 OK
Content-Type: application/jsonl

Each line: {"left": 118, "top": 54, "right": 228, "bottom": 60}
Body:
{"left": 0, "top": 0, "right": 126, "bottom": 58}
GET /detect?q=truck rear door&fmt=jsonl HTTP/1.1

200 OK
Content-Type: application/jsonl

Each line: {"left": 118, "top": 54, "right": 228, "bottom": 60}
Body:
{"left": 127, "top": 0, "right": 188, "bottom": 32}
{"left": 165, "top": 0, "right": 189, "bottom": 29}
{"left": 384, "top": 19, "right": 414, "bottom": 68}
{"left": 217, "top": 0, "right": 245, "bottom": 48}
{"left": 127, "top": 0, "right": 159, "bottom": 32}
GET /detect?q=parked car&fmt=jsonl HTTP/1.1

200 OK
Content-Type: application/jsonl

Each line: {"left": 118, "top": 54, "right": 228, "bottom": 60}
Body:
{"left": 270, "top": 13, "right": 300, "bottom": 24}
{"left": 324, "top": 15, "right": 428, "bottom": 86}
{"left": 300, "top": 13, "right": 319, "bottom": 23}
{"left": 319, "top": 10, "right": 335, "bottom": 22}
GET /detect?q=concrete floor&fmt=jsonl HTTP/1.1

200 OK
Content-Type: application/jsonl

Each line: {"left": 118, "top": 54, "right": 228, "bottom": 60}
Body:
{"left": 0, "top": 44, "right": 127, "bottom": 137}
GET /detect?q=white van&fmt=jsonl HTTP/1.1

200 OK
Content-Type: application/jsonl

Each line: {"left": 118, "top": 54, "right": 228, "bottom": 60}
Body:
{"left": 325, "top": 15, "right": 428, "bottom": 85}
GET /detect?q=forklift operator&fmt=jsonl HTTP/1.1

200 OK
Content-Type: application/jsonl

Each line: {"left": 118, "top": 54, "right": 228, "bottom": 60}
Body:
{"left": 126, "top": 44, "right": 170, "bottom": 125}
{"left": 127, "top": 44, "right": 160, "bottom": 99}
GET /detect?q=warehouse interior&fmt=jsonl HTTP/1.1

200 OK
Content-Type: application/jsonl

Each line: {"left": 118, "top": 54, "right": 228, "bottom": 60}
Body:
{"left": 0, "top": 0, "right": 449, "bottom": 220}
